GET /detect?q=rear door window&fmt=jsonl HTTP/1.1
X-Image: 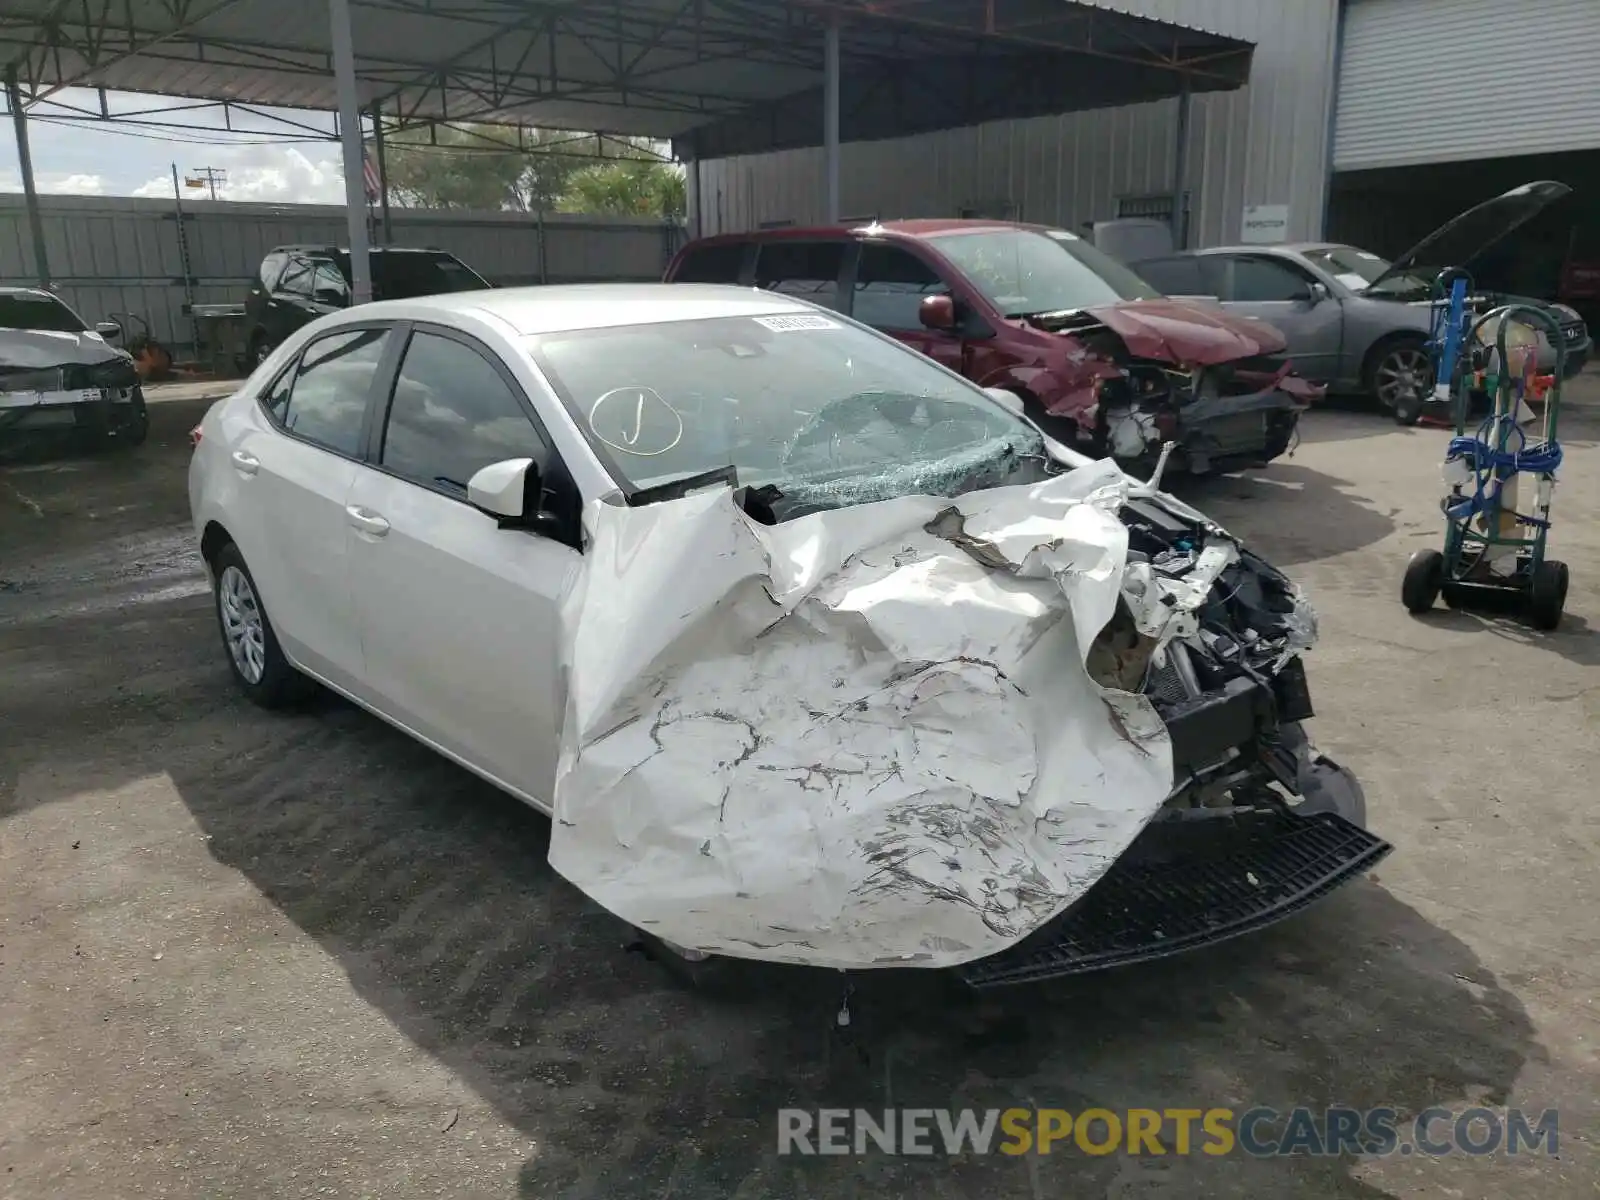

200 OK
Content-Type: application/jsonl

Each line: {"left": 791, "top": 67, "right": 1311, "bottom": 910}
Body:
{"left": 671, "top": 241, "right": 749, "bottom": 283}
{"left": 850, "top": 243, "right": 950, "bottom": 330}
{"left": 753, "top": 241, "right": 847, "bottom": 310}
{"left": 265, "top": 327, "right": 392, "bottom": 457}
{"left": 1133, "top": 256, "right": 1205, "bottom": 296}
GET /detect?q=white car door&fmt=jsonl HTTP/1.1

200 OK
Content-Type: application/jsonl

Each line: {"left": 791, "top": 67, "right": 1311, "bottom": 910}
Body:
{"left": 231, "top": 325, "right": 397, "bottom": 692}
{"left": 343, "top": 325, "right": 582, "bottom": 811}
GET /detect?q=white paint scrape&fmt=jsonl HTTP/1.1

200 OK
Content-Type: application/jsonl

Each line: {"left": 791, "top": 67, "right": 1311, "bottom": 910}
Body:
{"left": 549, "top": 457, "right": 1227, "bottom": 970}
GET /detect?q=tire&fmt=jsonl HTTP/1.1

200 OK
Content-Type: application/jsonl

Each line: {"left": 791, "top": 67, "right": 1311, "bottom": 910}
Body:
{"left": 210, "top": 542, "right": 310, "bottom": 708}
{"left": 115, "top": 387, "right": 149, "bottom": 448}
{"left": 1527, "top": 559, "right": 1569, "bottom": 631}
{"left": 1366, "top": 336, "right": 1433, "bottom": 415}
{"left": 248, "top": 332, "right": 274, "bottom": 370}
{"left": 1402, "top": 549, "right": 1445, "bottom": 614}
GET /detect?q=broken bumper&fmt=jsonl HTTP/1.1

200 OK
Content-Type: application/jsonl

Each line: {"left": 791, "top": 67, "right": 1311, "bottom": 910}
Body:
{"left": 955, "top": 654, "right": 1389, "bottom": 987}
{"left": 0, "top": 387, "right": 142, "bottom": 434}
{"left": 958, "top": 804, "right": 1391, "bottom": 987}
{"left": 1176, "top": 384, "right": 1308, "bottom": 473}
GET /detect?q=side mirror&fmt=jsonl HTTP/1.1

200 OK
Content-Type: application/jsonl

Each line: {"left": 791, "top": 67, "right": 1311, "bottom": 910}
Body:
{"left": 95, "top": 320, "right": 123, "bottom": 340}
{"left": 982, "top": 386, "right": 1026, "bottom": 417}
{"left": 919, "top": 293, "right": 957, "bottom": 331}
{"left": 1305, "top": 281, "right": 1331, "bottom": 305}
{"left": 467, "top": 456, "right": 565, "bottom": 537}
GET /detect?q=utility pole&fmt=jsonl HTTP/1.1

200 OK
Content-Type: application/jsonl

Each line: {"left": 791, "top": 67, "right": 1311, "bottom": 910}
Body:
{"left": 186, "top": 166, "right": 228, "bottom": 200}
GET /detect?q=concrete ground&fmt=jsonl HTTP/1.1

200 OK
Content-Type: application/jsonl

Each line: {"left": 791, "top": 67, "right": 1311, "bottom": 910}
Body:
{"left": 2, "top": 379, "right": 1597, "bottom": 1198}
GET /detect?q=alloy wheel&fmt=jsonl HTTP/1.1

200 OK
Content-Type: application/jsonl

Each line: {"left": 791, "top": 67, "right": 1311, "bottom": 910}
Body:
{"left": 218, "top": 565, "right": 267, "bottom": 684}
{"left": 1374, "top": 345, "right": 1433, "bottom": 410}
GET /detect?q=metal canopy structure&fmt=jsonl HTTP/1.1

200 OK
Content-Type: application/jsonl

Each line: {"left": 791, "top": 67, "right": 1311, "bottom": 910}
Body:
{"left": 2, "top": 0, "right": 1253, "bottom": 298}
{"left": 2, "top": 0, "right": 1252, "bottom": 151}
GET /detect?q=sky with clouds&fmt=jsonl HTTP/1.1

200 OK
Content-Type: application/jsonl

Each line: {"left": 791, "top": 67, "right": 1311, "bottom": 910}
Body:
{"left": 0, "top": 89, "right": 351, "bottom": 203}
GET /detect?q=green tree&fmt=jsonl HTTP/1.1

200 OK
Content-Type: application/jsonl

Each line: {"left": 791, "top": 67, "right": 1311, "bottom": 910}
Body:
{"left": 380, "top": 124, "right": 540, "bottom": 211}
{"left": 374, "top": 124, "right": 681, "bottom": 215}
{"left": 558, "top": 159, "right": 686, "bottom": 218}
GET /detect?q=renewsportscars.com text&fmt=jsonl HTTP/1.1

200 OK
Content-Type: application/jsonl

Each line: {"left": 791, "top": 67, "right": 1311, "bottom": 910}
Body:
{"left": 777, "top": 1106, "right": 1559, "bottom": 1158}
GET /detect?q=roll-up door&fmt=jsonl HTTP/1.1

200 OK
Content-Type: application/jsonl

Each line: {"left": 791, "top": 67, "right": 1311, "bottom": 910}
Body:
{"left": 1333, "top": 0, "right": 1600, "bottom": 172}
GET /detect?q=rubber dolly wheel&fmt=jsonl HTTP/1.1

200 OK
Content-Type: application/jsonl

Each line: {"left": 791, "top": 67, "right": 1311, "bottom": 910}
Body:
{"left": 1527, "top": 559, "right": 1569, "bottom": 631}
{"left": 1402, "top": 550, "right": 1445, "bottom": 614}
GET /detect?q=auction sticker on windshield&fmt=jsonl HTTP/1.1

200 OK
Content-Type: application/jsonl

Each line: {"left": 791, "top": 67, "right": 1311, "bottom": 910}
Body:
{"left": 753, "top": 314, "right": 840, "bottom": 332}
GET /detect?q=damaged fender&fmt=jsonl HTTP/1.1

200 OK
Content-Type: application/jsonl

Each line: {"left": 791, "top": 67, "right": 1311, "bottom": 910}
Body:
{"left": 549, "top": 458, "right": 1262, "bottom": 970}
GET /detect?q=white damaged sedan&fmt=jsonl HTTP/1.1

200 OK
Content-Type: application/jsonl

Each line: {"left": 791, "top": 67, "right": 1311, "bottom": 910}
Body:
{"left": 189, "top": 283, "right": 1389, "bottom": 987}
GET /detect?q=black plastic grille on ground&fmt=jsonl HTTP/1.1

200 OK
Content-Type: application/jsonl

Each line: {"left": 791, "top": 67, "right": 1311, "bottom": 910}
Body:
{"left": 958, "top": 810, "right": 1392, "bottom": 988}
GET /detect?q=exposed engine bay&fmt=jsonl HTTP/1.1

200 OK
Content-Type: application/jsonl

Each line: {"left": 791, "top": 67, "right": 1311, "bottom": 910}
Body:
{"left": 1105, "top": 496, "right": 1358, "bottom": 821}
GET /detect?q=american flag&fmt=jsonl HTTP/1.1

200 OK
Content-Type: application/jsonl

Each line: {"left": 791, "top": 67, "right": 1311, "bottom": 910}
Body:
{"left": 362, "top": 149, "right": 381, "bottom": 202}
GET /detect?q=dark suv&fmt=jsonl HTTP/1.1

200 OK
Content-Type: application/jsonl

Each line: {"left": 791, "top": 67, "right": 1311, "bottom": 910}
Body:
{"left": 244, "top": 245, "right": 490, "bottom": 367}
{"left": 665, "top": 221, "right": 1322, "bottom": 473}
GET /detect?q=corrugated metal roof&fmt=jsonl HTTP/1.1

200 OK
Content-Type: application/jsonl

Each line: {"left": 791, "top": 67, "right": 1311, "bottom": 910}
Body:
{"left": 0, "top": 0, "right": 1253, "bottom": 154}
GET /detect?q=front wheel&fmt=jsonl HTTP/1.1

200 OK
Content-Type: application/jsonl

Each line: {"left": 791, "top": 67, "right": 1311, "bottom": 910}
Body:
{"left": 211, "top": 542, "right": 311, "bottom": 708}
{"left": 1369, "top": 338, "right": 1433, "bottom": 415}
{"left": 117, "top": 387, "right": 149, "bottom": 447}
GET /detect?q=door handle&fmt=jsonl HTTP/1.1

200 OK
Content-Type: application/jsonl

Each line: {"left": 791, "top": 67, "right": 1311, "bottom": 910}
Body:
{"left": 231, "top": 450, "right": 260, "bottom": 476}
{"left": 346, "top": 505, "right": 390, "bottom": 537}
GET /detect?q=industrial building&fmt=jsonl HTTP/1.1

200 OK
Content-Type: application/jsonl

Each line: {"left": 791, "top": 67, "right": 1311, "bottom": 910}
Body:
{"left": 688, "top": 0, "right": 1600, "bottom": 281}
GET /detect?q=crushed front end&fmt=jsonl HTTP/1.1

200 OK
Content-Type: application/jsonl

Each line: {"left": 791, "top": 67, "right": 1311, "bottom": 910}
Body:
{"left": 960, "top": 493, "right": 1390, "bottom": 988}
{"left": 1026, "top": 304, "right": 1322, "bottom": 473}
{"left": 551, "top": 452, "right": 1387, "bottom": 982}
{"left": 0, "top": 354, "right": 144, "bottom": 439}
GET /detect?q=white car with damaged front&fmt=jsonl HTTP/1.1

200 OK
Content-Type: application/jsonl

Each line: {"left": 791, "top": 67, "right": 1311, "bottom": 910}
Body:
{"left": 188, "top": 283, "right": 1387, "bottom": 987}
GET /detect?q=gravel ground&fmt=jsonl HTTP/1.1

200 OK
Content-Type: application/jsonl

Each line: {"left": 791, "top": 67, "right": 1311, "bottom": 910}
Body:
{"left": 2, "top": 384, "right": 1597, "bottom": 1198}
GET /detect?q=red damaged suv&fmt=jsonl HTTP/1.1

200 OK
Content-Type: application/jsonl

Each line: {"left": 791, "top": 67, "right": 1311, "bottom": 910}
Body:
{"left": 664, "top": 220, "right": 1321, "bottom": 473}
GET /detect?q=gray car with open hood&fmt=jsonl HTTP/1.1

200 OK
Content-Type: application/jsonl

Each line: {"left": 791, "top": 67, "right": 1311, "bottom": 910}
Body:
{"left": 1133, "top": 182, "right": 1590, "bottom": 413}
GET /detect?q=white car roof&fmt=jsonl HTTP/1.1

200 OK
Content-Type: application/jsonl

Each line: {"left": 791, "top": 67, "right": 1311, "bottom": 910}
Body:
{"left": 344, "top": 282, "right": 813, "bottom": 337}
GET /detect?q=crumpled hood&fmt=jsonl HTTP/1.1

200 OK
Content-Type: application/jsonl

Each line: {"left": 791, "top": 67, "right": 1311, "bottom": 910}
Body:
{"left": 548, "top": 457, "right": 1283, "bottom": 971}
{"left": 1070, "top": 299, "right": 1288, "bottom": 364}
{"left": 0, "top": 327, "right": 130, "bottom": 372}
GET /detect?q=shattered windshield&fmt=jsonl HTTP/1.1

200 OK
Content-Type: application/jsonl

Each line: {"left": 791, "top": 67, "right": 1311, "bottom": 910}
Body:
{"left": 0, "top": 293, "right": 87, "bottom": 333}
{"left": 529, "top": 311, "right": 1047, "bottom": 516}
{"left": 926, "top": 228, "right": 1159, "bottom": 317}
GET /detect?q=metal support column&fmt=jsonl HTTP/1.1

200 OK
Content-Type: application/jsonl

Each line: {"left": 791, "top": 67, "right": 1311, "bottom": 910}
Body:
{"left": 370, "top": 101, "right": 393, "bottom": 245}
{"left": 823, "top": 16, "right": 841, "bottom": 224}
{"left": 1171, "top": 80, "right": 1193, "bottom": 250}
{"left": 329, "top": 0, "right": 372, "bottom": 304}
{"left": 691, "top": 156, "right": 704, "bottom": 239}
{"left": 5, "top": 66, "right": 50, "bottom": 288}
